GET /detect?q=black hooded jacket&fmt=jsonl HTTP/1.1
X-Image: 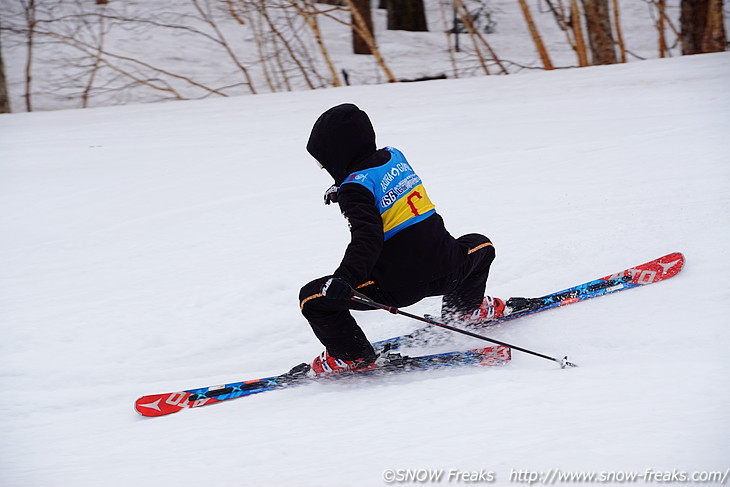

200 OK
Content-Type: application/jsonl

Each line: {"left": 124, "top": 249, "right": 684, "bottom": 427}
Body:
{"left": 306, "top": 104, "right": 466, "bottom": 305}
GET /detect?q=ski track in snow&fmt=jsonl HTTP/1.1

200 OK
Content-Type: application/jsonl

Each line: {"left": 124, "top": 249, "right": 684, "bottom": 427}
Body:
{"left": 1, "top": 53, "right": 729, "bottom": 486}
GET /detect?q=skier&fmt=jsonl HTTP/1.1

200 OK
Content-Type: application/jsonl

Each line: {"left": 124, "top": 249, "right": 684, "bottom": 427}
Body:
{"left": 300, "top": 103, "right": 505, "bottom": 376}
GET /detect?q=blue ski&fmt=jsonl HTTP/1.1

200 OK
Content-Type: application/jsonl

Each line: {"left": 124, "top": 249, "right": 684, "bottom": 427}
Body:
{"left": 374, "top": 252, "right": 685, "bottom": 351}
{"left": 135, "top": 345, "right": 510, "bottom": 417}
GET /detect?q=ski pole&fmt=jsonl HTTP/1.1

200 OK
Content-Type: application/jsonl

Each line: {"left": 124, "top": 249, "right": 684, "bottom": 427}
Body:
{"left": 349, "top": 290, "right": 577, "bottom": 369}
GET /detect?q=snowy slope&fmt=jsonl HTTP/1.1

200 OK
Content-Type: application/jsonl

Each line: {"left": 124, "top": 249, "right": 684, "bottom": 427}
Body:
{"left": 1, "top": 52, "right": 729, "bottom": 486}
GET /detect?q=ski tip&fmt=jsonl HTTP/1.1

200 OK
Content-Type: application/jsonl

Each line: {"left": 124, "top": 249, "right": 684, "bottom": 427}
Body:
{"left": 660, "top": 252, "right": 686, "bottom": 279}
{"left": 605, "top": 252, "right": 686, "bottom": 284}
{"left": 135, "top": 392, "right": 194, "bottom": 417}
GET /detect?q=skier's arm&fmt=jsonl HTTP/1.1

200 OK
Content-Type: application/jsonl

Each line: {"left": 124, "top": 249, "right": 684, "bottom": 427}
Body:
{"left": 332, "top": 184, "right": 384, "bottom": 287}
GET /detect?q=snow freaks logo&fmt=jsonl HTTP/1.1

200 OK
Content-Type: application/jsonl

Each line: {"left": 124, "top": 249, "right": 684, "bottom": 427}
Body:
{"left": 382, "top": 469, "right": 496, "bottom": 484}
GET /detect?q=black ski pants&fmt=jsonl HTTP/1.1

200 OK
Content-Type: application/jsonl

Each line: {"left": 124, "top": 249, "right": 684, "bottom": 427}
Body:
{"left": 299, "top": 234, "right": 496, "bottom": 361}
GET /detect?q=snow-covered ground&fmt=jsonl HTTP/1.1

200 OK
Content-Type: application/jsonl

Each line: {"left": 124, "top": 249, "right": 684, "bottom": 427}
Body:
{"left": 1, "top": 52, "right": 729, "bottom": 486}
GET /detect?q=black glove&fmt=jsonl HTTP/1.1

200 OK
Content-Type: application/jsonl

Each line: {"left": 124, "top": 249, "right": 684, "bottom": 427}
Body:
{"left": 321, "top": 277, "right": 354, "bottom": 300}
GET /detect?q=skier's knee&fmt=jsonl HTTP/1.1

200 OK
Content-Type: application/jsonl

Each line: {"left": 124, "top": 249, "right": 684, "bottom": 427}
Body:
{"left": 299, "top": 276, "right": 329, "bottom": 315}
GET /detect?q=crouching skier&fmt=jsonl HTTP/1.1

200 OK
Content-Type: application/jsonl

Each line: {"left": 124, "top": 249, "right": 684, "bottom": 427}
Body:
{"left": 300, "top": 103, "right": 506, "bottom": 376}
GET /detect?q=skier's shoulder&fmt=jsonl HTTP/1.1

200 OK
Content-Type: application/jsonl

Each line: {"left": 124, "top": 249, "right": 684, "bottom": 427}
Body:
{"left": 342, "top": 147, "right": 417, "bottom": 188}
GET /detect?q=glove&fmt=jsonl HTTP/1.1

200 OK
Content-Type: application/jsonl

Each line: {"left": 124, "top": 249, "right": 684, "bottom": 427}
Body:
{"left": 321, "top": 277, "right": 354, "bottom": 300}
{"left": 323, "top": 185, "right": 339, "bottom": 205}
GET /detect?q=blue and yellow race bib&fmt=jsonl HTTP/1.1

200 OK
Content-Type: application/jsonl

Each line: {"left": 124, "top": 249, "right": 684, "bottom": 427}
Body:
{"left": 342, "top": 147, "right": 436, "bottom": 241}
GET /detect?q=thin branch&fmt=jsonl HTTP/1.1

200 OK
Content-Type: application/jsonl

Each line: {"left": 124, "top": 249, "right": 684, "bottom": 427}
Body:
{"left": 190, "top": 0, "right": 257, "bottom": 94}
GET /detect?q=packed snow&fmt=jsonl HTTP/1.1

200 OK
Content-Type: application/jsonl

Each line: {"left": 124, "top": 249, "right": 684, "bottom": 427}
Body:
{"left": 1, "top": 52, "right": 729, "bottom": 486}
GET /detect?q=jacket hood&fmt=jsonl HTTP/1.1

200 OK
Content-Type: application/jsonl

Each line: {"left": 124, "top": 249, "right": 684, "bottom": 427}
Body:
{"left": 306, "top": 103, "right": 377, "bottom": 185}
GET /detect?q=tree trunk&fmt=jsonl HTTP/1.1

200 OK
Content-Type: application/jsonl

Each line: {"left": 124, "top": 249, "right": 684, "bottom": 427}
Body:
{"left": 658, "top": 0, "right": 668, "bottom": 57}
{"left": 351, "top": 0, "right": 374, "bottom": 54}
{"left": 0, "top": 34, "right": 10, "bottom": 113}
{"left": 571, "top": 0, "right": 590, "bottom": 66}
{"left": 581, "top": 0, "right": 617, "bottom": 64}
{"left": 611, "top": 0, "right": 626, "bottom": 62}
{"left": 342, "top": 0, "right": 397, "bottom": 81}
{"left": 387, "top": 0, "right": 428, "bottom": 32}
{"left": 704, "top": 0, "right": 728, "bottom": 52}
{"left": 518, "top": 0, "right": 554, "bottom": 69}
{"left": 24, "top": 0, "right": 37, "bottom": 112}
{"left": 681, "top": 0, "right": 727, "bottom": 54}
